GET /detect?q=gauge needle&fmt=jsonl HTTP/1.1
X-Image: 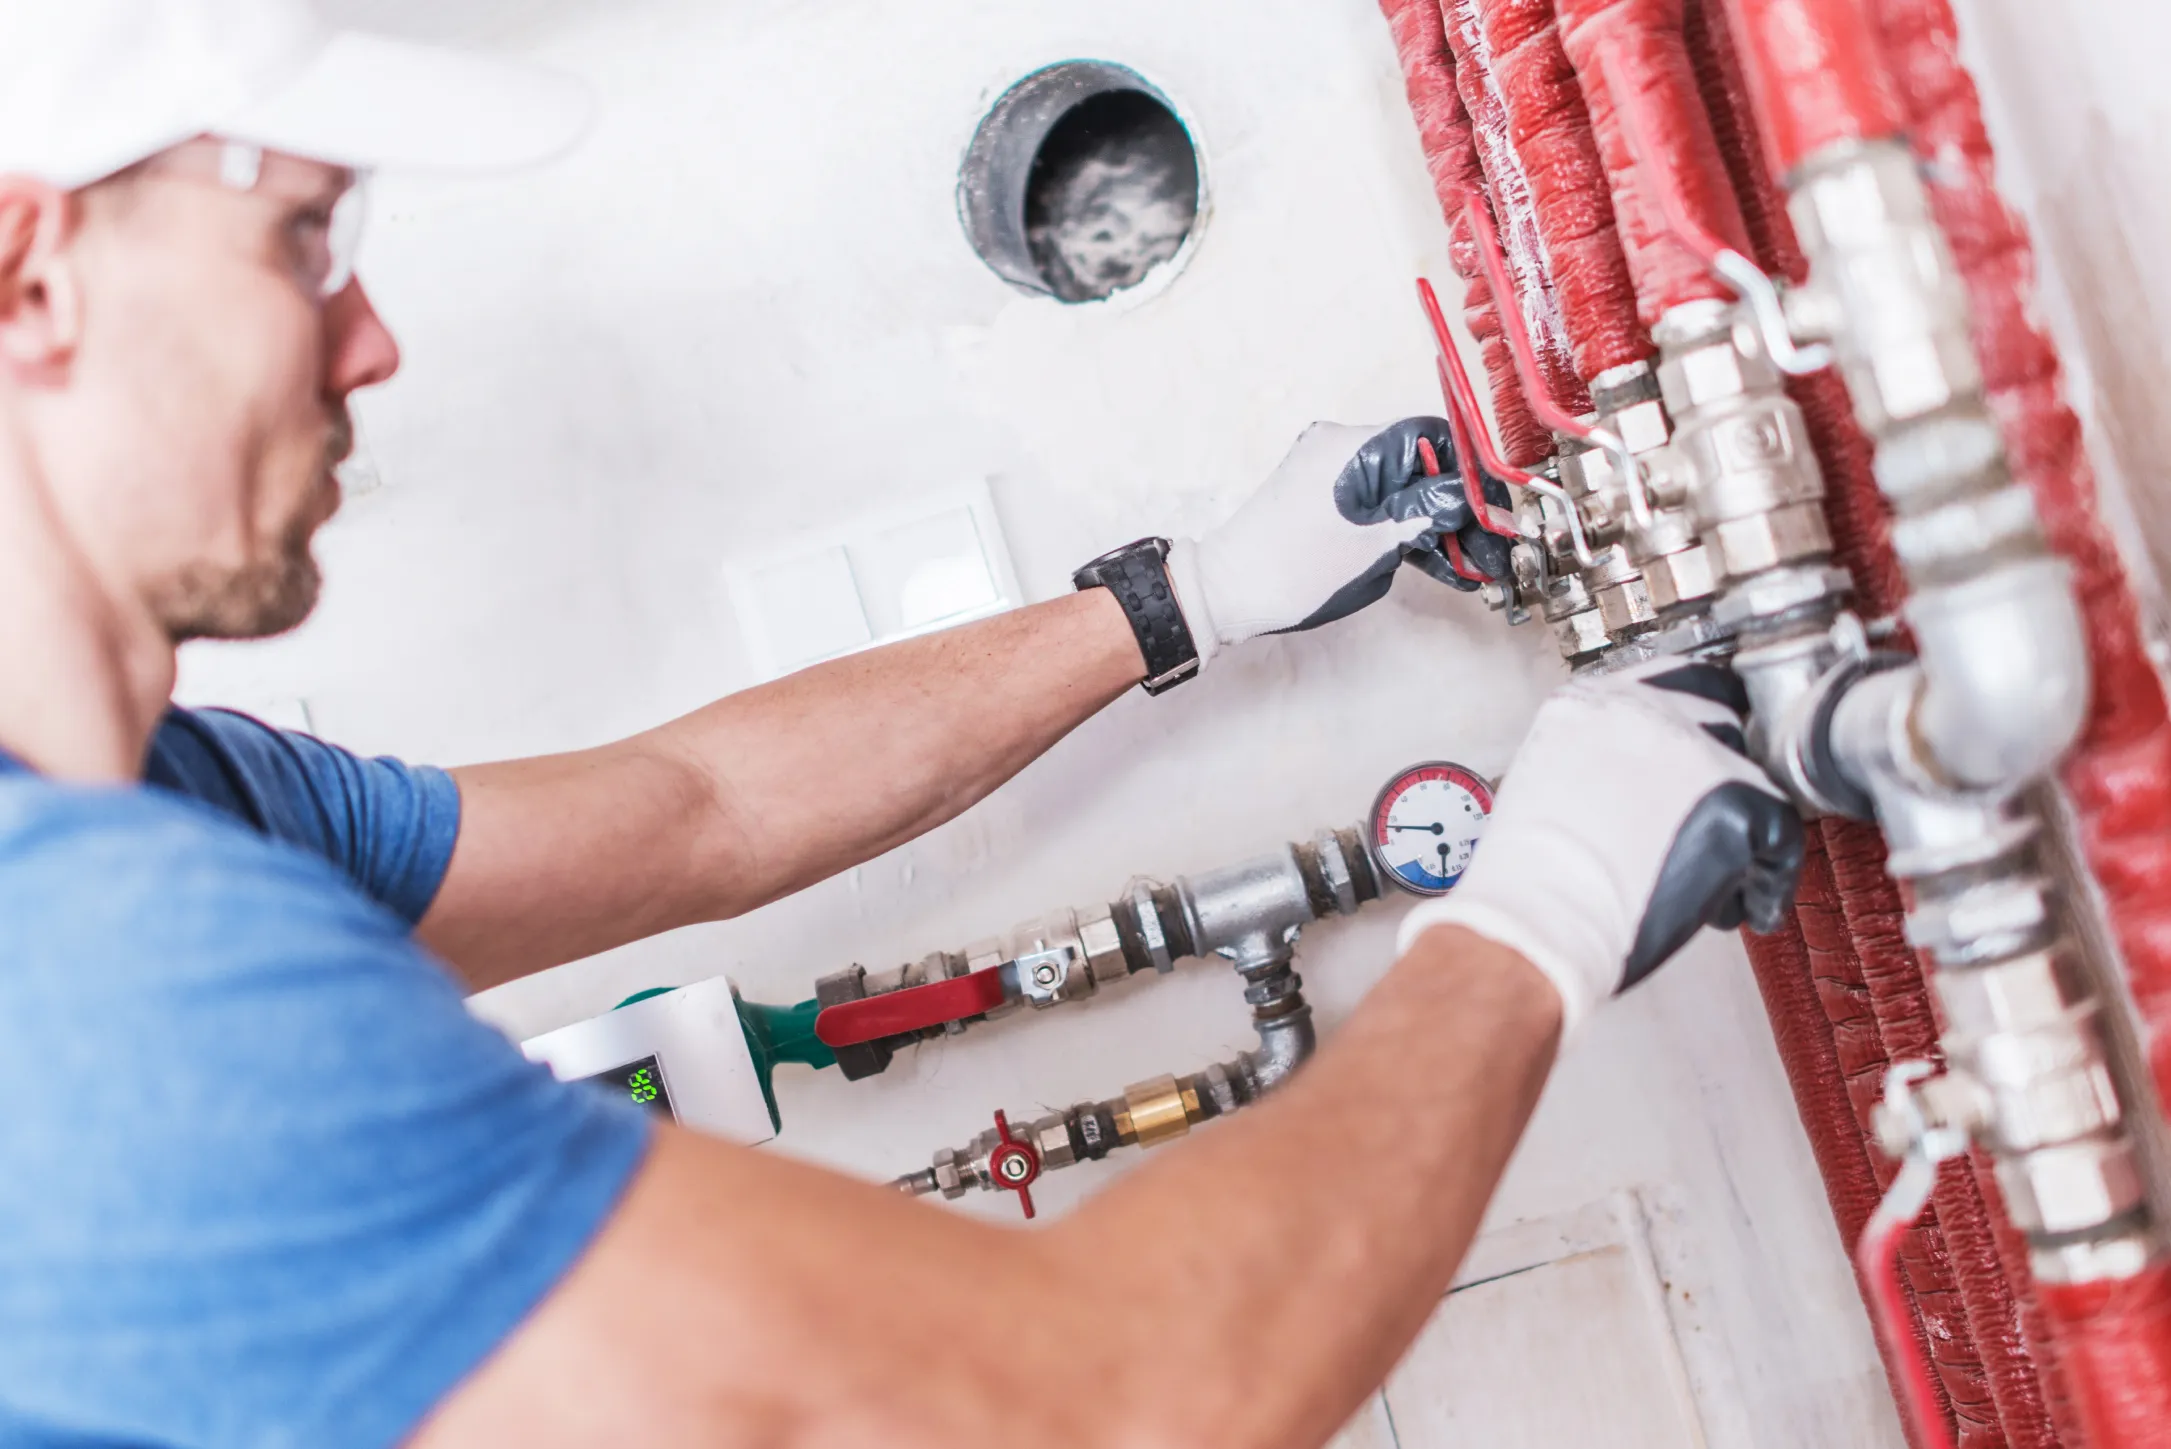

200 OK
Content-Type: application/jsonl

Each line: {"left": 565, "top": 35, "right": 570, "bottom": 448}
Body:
{"left": 1392, "top": 822, "right": 1446, "bottom": 835}
{"left": 1438, "top": 844, "right": 1453, "bottom": 873}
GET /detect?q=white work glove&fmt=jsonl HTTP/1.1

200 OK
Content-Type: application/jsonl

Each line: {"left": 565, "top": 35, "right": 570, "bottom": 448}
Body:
{"left": 1397, "top": 657, "right": 1806, "bottom": 1038}
{"left": 1166, "top": 419, "right": 1512, "bottom": 669}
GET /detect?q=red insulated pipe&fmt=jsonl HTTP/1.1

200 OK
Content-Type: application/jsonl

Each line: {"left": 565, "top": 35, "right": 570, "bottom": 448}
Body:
{"left": 1824, "top": 819, "right": 2063, "bottom": 1449}
{"left": 1552, "top": 0, "right": 1747, "bottom": 326}
{"left": 2039, "top": 1266, "right": 2171, "bottom": 1442}
{"left": 1380, "top": 0, "right": 1555, "bottom": 466}
{"left": 1797, "top": 833, "right": 1995, "bottom": 1447}
{"left": 1868, "top": 0, "right": 2171, "bottom": 1115}
{"left": 1740, "top": 863, "right": 1959, "bottom": 1449}
{"left": 1716, "top": 0, "right": 1906, "bottom": 176}
{"left": 1869, "top": 1, "right": 2171, "bottom": 1444}
{"left": 1704, "top": 4, "right": 2094, "bottom": 1446}
{"left": 1471, "top": 0, "right": 1652, "bottom": 380}
{"left": 1439, "top": 0, "right": 1591, "bottom": 418}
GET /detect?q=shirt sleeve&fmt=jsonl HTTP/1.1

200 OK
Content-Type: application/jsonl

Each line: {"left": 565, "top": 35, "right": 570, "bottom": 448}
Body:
{"left": 145, "top": 707, "right": 462, "bottom": 926}
{"left": 0, "top": 791, "right": 650, "bottom": 1449}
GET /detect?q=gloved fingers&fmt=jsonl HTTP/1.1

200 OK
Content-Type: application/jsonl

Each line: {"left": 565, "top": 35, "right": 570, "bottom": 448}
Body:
{"left": 1572, "top": 656, "right": 1752, "bottom": 738}
{"left": 1623, "top": 780, "right": 1800, "bottom": 990}
{"left": 1400, "top": 538, "right": 1483, "bottom": 593}
{"left": 1333, "top": 417, "right": 1461, "bottom": 526}
{"left": 1455, "top": 524, "right": 1515, "bottom": 583}
{"left": 1743, "top": 797, "right": 1807, "bottom": 934}
{"left": 1634, "top": 660, "right": 1750, "bottom": 719}
{"left": 1380, "top": 474, "right": 1474, "bottom": 532}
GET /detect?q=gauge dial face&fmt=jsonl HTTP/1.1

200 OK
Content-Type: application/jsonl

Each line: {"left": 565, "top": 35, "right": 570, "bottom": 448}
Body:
{"left": 1369, "top": 761, "right": 1493, "bottom": 897}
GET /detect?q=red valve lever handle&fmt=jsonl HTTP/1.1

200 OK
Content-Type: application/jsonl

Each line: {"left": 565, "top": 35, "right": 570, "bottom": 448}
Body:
{"left": 1416, "top": 436, "right": 1491, "bottom": 584}
{"left": 987, "top": 1109, "right": 1041, "bottom": 1220}
{"left": 814, "top": 965, "right": 1012, "bottom": 1048}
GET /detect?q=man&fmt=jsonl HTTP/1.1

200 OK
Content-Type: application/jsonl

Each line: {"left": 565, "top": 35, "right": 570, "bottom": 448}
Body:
{"left": 0, "top": 2, "right": 1805, "bottom": 1445}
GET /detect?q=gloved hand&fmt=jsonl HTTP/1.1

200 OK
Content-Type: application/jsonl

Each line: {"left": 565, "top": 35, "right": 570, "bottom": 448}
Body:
{"left": 1396, "top": 657, "right": 1806, "bottom": 1038}
{"left": 1166, "top": 418, "right": 1512, "bottom": 670}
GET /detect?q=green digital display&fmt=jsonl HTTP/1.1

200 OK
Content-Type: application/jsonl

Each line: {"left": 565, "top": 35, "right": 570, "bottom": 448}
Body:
{"left": 581, "top": 1054, "right": 676, "bottom": 1119}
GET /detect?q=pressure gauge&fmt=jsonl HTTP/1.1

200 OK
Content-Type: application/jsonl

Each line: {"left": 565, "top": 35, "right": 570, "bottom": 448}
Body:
{"left": 1368, "top": 761, "right": 1494, "bottom": 897}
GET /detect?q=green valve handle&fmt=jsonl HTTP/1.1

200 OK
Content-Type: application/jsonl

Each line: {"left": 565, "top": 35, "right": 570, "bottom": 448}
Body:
{"left": 612, "top": 986, "right": 836, "bottom": 1134}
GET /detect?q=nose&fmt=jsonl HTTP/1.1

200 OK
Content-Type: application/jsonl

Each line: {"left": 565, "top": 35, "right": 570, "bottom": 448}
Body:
{"left": 322, "top": 279, "right": 401, "bottom": 397}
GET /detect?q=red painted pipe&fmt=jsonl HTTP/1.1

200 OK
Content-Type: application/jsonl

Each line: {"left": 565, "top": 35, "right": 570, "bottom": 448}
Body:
{"left": 2039, "top": 1265, "right": 2171, "bottom": 1446}
{"left": 1553, "top": 0, "right": 1746, "bottom": 324}
{"left": 1716, "top": 0, "right": 1905, "bottom": 176}
{"left": 1472, "top": 0, "right": 1652, "bottom": 379}
{"left": 1868, "top": 1, "right": 2171, "bottom": 1444}
{"left": 1379, "top": 0, "right": 1554, "bottom": 466}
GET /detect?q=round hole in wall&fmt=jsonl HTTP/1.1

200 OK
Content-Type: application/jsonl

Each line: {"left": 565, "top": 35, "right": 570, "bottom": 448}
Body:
{"left": 959, "top": 62, "right": 1203, "bottom": 303}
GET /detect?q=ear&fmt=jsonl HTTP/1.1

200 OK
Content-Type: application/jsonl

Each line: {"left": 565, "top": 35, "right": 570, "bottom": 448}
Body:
{"left": 0, "top": 177, "right": 82, "bottom": 374}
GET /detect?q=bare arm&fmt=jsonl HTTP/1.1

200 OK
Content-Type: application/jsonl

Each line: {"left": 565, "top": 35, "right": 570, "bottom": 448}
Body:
{"left": 419, "top": 589, "right": 1143, "bottom": 990}
{"left": 410, "top": 926, "right": 1560, "bottom": 1449}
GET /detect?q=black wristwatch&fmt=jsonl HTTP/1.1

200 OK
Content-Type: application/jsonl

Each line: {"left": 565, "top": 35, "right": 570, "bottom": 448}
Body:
{"left": 1072, "top": 537, "right": 1201, "bottom": 695}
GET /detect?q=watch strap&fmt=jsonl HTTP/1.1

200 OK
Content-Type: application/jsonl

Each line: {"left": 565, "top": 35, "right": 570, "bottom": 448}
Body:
{"left": 1073, "top": 537, "right": 1201, "bottom": 695}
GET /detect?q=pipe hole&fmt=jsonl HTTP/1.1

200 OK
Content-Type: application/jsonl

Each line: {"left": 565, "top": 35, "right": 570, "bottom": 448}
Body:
{"left": 960, "top": 63, "right": 1203, "bottom": 303}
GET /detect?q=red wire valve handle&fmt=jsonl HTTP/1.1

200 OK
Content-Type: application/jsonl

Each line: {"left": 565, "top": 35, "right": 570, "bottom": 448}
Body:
{"left": 987, "top": 1109, "right": 1042, "bottom": 1220}
{"left": 1415, "top": 436, "right": 1491, "bottom": 584}
{"left": 1858, "top": 1063, "right": 1966, "bottom": 1449}
{"left": 1459, "top": 189, "right": 1655, "bottom": 530}
{"left": 1417, "top": 276, "right": 1596, "bottom": 568}
{"left": 1417, "top": 277, "right": 1548, "bottom": 517}
{"left": 813, "top": 965, "right": 1013, "bottom": 1049}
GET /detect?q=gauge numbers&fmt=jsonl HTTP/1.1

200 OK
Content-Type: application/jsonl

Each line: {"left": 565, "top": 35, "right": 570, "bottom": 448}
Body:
{"left": 1369, "top": 761, "right": 1493, "bottom": 897}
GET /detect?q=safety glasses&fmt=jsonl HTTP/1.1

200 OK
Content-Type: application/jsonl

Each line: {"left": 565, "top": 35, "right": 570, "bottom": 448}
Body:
{"left": 142, "top": 138, "right": 371, "bottom": 301}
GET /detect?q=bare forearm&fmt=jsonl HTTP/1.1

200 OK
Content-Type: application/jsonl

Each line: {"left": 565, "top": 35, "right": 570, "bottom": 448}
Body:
{"left": 649, "top": 588, "right": 1142, "bottom": 907}
{"left": 423, "top": 589, "right": 1142, "bottom": 987}
{"left": 1045, "top": 927, "right": 1561, "bottom": 1444}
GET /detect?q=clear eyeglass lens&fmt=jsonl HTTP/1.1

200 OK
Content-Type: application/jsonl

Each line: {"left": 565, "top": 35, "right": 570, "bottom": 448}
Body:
{"left": 318, "top": 173, "right": 370, "bottom": 299}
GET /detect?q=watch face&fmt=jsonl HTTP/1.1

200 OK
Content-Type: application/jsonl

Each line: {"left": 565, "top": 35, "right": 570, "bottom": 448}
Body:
{"left": 1369, "top": 761, "right": 1494, "bottom": 896}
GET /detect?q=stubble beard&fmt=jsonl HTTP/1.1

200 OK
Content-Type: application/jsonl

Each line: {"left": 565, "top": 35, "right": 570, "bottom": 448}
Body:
{"left": 149, "top": 416, "right": 346, "bottom": 644}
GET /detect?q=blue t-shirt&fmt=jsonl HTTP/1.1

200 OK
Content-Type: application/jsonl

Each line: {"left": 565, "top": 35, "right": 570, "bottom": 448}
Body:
{"left": 0, "top": 709, "right": 651, "bottom": 1449}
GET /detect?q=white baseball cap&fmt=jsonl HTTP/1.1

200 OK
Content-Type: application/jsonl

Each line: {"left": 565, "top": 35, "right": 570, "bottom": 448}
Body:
{"left": 0, "top": 0, "right": 593, "bottom": 189}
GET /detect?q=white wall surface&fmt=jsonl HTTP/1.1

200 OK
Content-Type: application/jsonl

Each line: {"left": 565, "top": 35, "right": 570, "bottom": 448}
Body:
{"left": 182, "top": 0, "right": 1907, "bottom": 1441}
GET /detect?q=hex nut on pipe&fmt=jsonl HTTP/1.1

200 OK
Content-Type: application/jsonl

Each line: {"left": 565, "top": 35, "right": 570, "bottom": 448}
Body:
{"left": 1991, "top": 1138, "right": 2145, "bottom": 1238}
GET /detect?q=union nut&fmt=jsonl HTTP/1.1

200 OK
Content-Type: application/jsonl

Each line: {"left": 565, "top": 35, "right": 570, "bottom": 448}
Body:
{"left": 1992, "top": 1136, "right": 2145, "bottom": 1239}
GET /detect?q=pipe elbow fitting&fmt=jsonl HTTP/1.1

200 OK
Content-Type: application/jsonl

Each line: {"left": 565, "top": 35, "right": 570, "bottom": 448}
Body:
{"left": 1247, "top": 1004, "right": 1316, "bottom": 1094}
{"left": 1909, "top": 556, "right": 2090, "bottom": 792}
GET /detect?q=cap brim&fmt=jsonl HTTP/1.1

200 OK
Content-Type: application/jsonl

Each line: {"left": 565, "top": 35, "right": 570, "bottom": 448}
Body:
{"left": 217, "top": 31, "right": 593, "bottom": 173}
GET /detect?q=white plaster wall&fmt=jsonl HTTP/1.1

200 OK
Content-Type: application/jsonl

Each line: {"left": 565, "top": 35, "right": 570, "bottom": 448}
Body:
{"left": 181, "top": 0, "right": 1903, "bottom": 1441}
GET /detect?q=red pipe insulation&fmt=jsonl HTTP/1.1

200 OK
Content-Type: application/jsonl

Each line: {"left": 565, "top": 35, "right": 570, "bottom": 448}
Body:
{"left": 1552, "top": 0, "right": 1746, "bottom": 325}
{"left": 1824, "top": 817, "right": 2066, "bottom": 1449}
{"left": 1439, "top": 0, "right": 1591, "bottom": 419}
{"left": 1668, "top": 2, "right": 2043, "bottom": 1439}
{"left": 1744, "top": 848, "right": 1962, "bottom": 1449}
{"left": 1868, "top": 1, "right": 2171, "bottom": 1443}
{"left": 1716, "top": 0, "right": 1906, "bottom": 178}
{"left": 1686, "top": 3, "right": 2066, "bottom": 1442}
{"left": 1379, "top": 0, "right": 1555, "bottom": 465}
{"left": 1470, "top": 0, "right": 1651, "bottom": 380}
{"left": 2039, "top": 1266, "right": 2171, "bottom": 1438}
{"left": 1869, "top": 0, "right": 2171, "bottom": 1113}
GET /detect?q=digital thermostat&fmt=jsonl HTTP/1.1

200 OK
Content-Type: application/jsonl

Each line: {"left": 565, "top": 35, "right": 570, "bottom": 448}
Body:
{"left": 1368, "top": 760, "right": 1494, "bottom": 897}
{"left": 520, "top": 975, "right": 776, "bottom": 1146}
